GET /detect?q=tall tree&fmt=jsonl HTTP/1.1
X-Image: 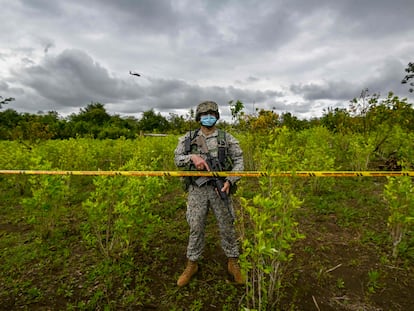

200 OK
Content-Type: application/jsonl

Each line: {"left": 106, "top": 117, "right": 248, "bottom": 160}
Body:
{"left": 0, "top": 109, "right": 22, "bottom": 139}
{"left": 401, "top": 62, "right": 414, "bottom": 93}
{"left": 70, "top": 102, "right": 111, "bottom": 126}
{"left": 138, "top": 109, "right": 169, "bottom": 132}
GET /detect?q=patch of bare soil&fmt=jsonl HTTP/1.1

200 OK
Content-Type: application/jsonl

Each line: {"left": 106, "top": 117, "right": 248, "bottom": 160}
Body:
{"left": 282, "top": 211, "right": 414, "bottom": 310}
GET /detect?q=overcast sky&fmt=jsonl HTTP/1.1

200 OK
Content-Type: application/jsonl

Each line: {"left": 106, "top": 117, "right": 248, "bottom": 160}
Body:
{"left": 1, "top": 0, "right": 413, "bottom": 121}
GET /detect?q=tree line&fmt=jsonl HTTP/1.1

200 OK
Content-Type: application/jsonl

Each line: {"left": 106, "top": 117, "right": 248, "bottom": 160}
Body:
{"left": 0, "top": 91, "right": 414, "bottom": 141}
{"left": 0, "top": 102, "right": 187, "bottom": 140}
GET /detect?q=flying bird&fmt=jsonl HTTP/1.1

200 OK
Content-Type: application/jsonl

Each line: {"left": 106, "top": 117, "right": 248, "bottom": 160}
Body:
{"left": 129, "top": 71, "right": 141, "bottom": 77}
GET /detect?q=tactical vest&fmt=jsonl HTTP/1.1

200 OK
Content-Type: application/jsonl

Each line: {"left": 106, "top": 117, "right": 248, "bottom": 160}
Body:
{"left": 181, "top": 128, "right": 233, "bottom": 191}
{"left": 184, "top": 128, "right": 233, "bottom": 171}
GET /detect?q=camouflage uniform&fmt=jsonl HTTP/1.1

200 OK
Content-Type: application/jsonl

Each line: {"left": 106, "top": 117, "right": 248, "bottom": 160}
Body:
{"left": 174, "top": 128, "right": 244, "bottom": 261}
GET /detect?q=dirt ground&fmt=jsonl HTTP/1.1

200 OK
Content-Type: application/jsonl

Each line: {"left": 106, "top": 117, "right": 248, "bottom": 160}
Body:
{"left": 1, "top": 186, "right": 413, "bottom": 310}
{"left": 137, "top": 201, "right": 414, "bottom": 311}
{"left": 280, "top": 210, "right": 414, "bottom": 311}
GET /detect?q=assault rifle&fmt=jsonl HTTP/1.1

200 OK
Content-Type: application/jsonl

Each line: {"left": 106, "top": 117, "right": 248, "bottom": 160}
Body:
{"left": 193, "top": 136, "right": 229, "bottom": 203}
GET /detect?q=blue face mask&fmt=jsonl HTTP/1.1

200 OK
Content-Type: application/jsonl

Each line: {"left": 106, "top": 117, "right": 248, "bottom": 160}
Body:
{"left": 200, "top": 115, "right": 217, "bottom": 127}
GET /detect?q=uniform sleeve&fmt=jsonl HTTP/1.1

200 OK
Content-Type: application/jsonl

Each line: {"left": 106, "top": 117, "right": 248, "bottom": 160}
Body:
{"left": 226, "top": 133, "right": 244, "bottom": 185}
{"left": 174, "top": 133, "right": 192, "bottom": 168}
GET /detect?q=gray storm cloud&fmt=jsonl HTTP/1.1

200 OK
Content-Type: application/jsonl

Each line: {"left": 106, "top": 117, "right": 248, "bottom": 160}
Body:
{"left": 1, "top": 0, "right": 413, "bottom": 119}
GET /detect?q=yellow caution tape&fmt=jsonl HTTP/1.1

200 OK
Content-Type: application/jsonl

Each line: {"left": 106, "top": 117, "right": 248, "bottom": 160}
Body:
{"left": 0, "top": 170, "right": 413, "bottom": 177}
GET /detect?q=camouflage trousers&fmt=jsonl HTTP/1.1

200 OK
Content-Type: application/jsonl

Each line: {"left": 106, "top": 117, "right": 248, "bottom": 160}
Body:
{"left": 185, "top": 184, "right": 239, "bottom": 261}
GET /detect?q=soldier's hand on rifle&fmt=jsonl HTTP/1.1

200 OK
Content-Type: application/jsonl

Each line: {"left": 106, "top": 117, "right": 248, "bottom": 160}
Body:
{"left": 190, "top": 155, "right": 210, "bottom": 171}
{"left": 221, "top": 180, "right": 231, "bottom": 195}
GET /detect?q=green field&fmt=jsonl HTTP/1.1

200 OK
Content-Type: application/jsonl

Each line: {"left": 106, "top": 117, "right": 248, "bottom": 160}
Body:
{"left": 1, "top": 127, "right": 413, "bottom": 310}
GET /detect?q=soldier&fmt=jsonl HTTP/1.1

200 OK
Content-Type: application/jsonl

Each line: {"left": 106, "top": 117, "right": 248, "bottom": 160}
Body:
{"left": 174, "top": 100, "right": 244, "bottom": 287}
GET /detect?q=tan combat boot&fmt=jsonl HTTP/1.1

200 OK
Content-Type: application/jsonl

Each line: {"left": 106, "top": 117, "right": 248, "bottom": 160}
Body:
{"left": 228, "top": 257, "right": 245, "bottom": 284}
{"left": 177, "top": 260, "right": 198, "bottom": 287}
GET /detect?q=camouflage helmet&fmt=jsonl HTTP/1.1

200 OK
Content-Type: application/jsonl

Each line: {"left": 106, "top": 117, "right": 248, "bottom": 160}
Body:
{"left": 195, "top": 101, "right": 220, "bottom": 121}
